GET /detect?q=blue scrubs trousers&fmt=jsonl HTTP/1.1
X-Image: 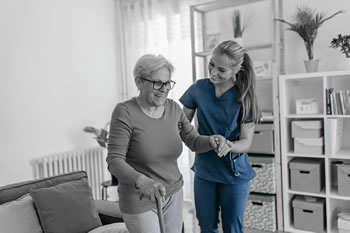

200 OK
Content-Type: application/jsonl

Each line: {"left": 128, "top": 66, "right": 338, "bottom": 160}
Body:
{"left": 194, "top": 175, "right": 250, "bottom": 233}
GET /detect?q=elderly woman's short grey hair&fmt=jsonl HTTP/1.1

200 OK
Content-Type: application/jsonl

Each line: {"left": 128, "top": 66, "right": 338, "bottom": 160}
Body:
{"left": 133, "top": 54, "right": 175, "bottom": 80}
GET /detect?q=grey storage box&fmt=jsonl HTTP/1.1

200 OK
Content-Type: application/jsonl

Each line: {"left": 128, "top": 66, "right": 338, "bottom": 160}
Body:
{"left": 248, "top": 123, "right": 274, "bottom": 154}
{"left": 249, "top": 156, "right": 276, "bottom": 194}
{"left": 289, "top": 158, "right": 324, "bottom": 193}
{"left": 338, "top": 164, "right": 350, "bottom": 196}
{"left": 292, "top": 195, "right": 325, "bottom": 233}
{"left": 331, "top": 161, "right": 345, "bottom": 187}
{"left": 294, "top": 137, "right": 324, "bottom": 155}
{"left": 244, "top": 194, "right": 276, "bottom": 232}
{"left": 291, "top": 120, "right": 323, "bottom": 138}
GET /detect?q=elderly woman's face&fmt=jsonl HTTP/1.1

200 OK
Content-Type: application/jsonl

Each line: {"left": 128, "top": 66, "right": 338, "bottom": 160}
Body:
{"left": 140, "top": 67, "right": 171, "bottom": 107}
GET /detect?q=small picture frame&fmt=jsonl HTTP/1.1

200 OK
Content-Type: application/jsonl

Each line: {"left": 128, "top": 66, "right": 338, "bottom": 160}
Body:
{"left": 205, "top": 33, "right": 220, "bottom": 51}
{"left": 253, "top": 60, "right": 273, "bottom": 78}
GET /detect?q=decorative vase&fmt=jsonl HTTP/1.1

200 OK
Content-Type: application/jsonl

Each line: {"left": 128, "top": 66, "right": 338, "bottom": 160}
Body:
{"left": 304, "top": 59, "right": 319, "bottom": 73}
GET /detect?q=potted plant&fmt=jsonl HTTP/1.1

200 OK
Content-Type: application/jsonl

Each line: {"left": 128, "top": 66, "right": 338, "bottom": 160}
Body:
{"left": 276, "top": 5, "right": 343, "bottom": 72}
{"left": 233, "top": 10, "right": 244, "bottom": 42}
{"left": 232, "top": 9, "right": 250, "bottom": 46}
{"left": 330, "top": 34, "right": 350, "bottom": 58}
{"left": 84, "top": 122, "right": 118, "bottom": 185}
{"left": 83, "top": 124, "right": 109, "bottom": 148}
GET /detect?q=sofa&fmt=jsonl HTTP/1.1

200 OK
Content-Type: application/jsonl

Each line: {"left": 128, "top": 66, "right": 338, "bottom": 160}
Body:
{"left": 0, "top": 171, "right": 128, "bottom": 233}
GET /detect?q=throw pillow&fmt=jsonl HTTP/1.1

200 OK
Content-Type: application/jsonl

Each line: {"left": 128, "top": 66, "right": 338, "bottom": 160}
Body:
{"left": 0, "top": 194, "right": 43, "bottom": 233}
{"left": 30, "top": 178, "right": 102, "bottom": 233}
{"left": 88, "top": 223, "right": 129, "bottom": 233}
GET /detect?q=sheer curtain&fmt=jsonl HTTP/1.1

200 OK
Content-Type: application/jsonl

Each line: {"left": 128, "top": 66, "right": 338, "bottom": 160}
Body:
{"left": 115, "top": 0, "right": 204, "bottom": 201}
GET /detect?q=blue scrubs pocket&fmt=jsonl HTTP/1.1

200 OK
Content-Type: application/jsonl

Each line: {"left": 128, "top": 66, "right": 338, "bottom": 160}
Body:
{"left": 223, "top": 153, "right": 256, "bottom": 180}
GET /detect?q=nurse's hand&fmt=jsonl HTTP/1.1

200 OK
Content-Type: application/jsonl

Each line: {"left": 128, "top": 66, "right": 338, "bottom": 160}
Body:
{"left": 212, "top": 135, "right": 231, "bottom": 157}
{"left": 135, "top": 175, "right": 166, "bottom": 202}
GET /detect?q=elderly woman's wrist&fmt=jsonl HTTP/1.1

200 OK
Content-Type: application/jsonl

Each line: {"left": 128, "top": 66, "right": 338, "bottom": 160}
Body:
{"left": 135, "top": 174, "right": 145, "bottom": 189}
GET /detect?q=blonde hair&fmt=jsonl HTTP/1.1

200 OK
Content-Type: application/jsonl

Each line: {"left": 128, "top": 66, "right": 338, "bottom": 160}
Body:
{"left": 213, "top": 40, "right": 260, "bottom": 123}
{"left": 133, "top": 54, "right": 174, "bottom": 80}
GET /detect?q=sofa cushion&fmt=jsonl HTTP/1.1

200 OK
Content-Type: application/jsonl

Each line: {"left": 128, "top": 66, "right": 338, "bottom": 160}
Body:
{"left": 88, "top": 223, "right": 129, "bottom": 233}
{"left": 0, "top": 194, "right": 43, "bottom": 233}
{"left": 0, "top": 171, "right": 87, "bottom": 205}
{"left": 30, "top": 178, "right": 102, "bottom": 233}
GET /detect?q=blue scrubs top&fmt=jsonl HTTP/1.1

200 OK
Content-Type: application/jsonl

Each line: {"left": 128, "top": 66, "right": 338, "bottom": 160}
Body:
{"left": 180, "top": 79, "right": 256, "bottom": 184}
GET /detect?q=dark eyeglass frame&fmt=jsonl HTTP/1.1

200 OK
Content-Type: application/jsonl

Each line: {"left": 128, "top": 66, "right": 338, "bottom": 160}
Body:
{"left": 139, "top": 77, "right": 176, "bottom": 90}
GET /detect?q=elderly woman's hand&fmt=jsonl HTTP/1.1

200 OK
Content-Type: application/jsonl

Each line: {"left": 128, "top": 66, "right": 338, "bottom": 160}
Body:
{"left": 209, "top": 135, "right": 231, "bottom": 157}
{"left": 135, "top": 175, "right": 166, "bottom": 202}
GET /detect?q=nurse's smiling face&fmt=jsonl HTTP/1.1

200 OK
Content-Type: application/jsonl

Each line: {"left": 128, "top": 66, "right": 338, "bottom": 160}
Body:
{"left": 208, "top": 52, "right": 241, "bottom": 85}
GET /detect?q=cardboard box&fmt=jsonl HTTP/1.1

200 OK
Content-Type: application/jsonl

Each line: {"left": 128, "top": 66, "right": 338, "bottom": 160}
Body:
{"left": 292, "top": 195, "right": 325, "bottom": 233}
{"left": 338, "top": 164, "right": 350, "bottom": 196}
{"left": 296, "top": 98, "right": 319, "bottom": 114}
{"left": 249, "top": 124, "right": 274, "bottom": 154}
{"left": 249, "top": 156, "right": 276, "bottom": 194}
{"left": 291, "top": 120, "right": 323, "bottom": 138}
{"left": 331, "top": 161, "right": 345, "bottom": 187}
{"left": 294, "top": 137, "right": 324, "bottom": 155}
{"left": 244, "top": 194, "right": 276, "bottom": 232}
{"left": 289, "top": 158, "right": 324, "bottom": 193}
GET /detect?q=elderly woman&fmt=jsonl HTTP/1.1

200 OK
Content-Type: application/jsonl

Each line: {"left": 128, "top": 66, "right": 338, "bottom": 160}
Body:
{"left": 107, "top": 54, "right": 228, "bottom": 233}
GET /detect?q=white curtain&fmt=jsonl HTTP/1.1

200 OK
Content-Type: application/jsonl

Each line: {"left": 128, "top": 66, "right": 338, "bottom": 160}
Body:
{"left": 114, "top": 0, "right": 211, "bottom": 200}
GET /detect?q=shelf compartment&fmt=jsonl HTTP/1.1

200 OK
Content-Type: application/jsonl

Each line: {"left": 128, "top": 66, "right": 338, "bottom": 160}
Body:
{"left": 326, "top": 74, "right": 350, "bottom": 116}
{"left": 285, "top": 194, "right": 327, "bottom": 233}
{"left": 283, "top": 118, "right": 325, "bottom": 155}
{"left": 292, "top": 195, "right": 326, "bottom": 233}
{"left": 288, "top": 157, "right": 325, "bottom": 194}
{"left": 328, "top": 199, "right": 350, "bottom": 233}
{"left": 281, "top": 78, "right": 324, "bottom": 115}
{"left": 328, "top": 159, "right": 350, "bottom": 194}
{"left": 326, "top": 118, "right": 350, "bottom": 157}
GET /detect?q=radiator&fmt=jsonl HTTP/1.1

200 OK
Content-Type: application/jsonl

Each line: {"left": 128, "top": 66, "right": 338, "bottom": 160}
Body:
{"left": 31, "top": 147, "right": 107, "bottom": 199}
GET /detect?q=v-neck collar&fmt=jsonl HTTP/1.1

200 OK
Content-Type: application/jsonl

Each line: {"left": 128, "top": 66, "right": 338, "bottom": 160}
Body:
{"left": 208, "top": 81, "right": 236, "bottom": 100}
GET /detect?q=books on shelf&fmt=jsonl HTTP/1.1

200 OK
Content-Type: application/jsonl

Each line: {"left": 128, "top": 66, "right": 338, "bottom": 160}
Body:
{"left": 325, "top": 88, "right": 350, "bottom": 115}
{"left": 327, "top": 118, "right": 343, "bottom": 155}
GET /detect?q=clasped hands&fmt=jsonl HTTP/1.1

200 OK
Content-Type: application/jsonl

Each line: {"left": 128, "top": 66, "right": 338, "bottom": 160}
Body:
{"left": 209, "top": 135, "right": 232, "bottom": 157}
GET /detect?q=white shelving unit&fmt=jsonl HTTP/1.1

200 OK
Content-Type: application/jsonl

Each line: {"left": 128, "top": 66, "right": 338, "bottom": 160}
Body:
{"left": 190, "top": 0, "right": 283, "bottom": 232}
{"left": 279, "top": 70, "right": 350, "bottom": 233}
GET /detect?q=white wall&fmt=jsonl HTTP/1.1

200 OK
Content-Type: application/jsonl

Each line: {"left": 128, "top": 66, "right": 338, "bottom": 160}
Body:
{"left": 282, "top": 0, "right": 350, "bottom": 73}
{"left": 0, "top": 0, "right": 120, "bottom": 186}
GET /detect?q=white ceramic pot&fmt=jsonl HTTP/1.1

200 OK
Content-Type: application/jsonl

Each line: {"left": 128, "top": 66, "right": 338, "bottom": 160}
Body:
{"left": 304, "top": 59, "right": 320, "bottom": 73}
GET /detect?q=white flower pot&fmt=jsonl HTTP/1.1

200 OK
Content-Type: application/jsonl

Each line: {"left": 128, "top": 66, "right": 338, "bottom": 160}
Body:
{"left": 304, "top": 59, "right": 319, "bottom": 73}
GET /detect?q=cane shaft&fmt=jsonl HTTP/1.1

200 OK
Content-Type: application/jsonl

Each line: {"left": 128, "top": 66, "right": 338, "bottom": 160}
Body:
{"left": 156, "top": 197, "right": 166, "bottom": 233}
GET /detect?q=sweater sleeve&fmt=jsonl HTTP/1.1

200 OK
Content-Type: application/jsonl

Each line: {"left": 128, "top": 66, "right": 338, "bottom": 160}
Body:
{"left": 106, "top": 103, "right": 142, "bottom": 186}
{"left": 178, "top": 107, "right": 212, "bottom": 153}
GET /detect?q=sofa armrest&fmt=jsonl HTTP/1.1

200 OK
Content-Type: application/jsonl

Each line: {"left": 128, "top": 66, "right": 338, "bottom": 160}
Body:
{"left": 94, "top": 200, "right": 124, "bottom": 225}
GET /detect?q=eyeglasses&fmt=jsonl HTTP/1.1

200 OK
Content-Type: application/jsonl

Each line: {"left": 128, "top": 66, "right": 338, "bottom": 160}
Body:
{"left": 139, "top": 77, "right": 176, "bottom": 90}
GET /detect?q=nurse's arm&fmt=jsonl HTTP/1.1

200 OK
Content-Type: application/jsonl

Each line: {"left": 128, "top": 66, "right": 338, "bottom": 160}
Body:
{"left": 227, "top": 122, "right": 255, "bottom": 153}
{"left": 182, "top": 106, "right": 196, "bottom": 123}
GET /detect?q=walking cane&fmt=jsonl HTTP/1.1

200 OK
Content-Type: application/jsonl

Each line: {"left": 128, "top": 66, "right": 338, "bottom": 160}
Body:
{"left": 156, "top": 196, "right": 166, "bottom": 233}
